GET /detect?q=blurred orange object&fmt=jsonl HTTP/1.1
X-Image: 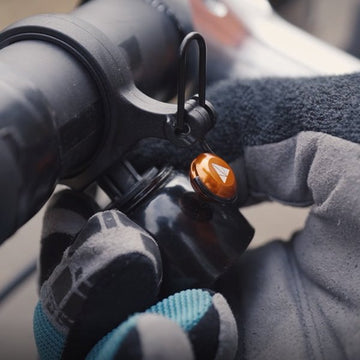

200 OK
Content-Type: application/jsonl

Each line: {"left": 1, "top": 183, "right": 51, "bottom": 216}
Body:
{"left": 189, "top": 0, "right": 246, "bottom": 47}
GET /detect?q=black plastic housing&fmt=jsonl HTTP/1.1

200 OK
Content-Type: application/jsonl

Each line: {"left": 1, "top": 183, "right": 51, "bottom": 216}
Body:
{"left": 101, "top": 166, "right": 254, "bottom": 295}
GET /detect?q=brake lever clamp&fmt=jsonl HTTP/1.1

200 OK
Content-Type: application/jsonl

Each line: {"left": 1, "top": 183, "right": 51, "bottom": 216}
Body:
{"left": 164, "top": 95, "right": 216, "bottom": 147}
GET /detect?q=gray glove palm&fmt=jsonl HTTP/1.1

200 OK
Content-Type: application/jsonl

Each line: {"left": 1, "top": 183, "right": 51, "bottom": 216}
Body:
{"left": 215, "top": 74, "right": 360, "bottom": 360}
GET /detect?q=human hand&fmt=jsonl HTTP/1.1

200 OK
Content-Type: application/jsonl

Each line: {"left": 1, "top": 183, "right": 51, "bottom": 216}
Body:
{"left": 35, "top": 73, "right": 360, "bottom": 359}
{"left": 208, "top": 74, "right": 360, "bottom": 360}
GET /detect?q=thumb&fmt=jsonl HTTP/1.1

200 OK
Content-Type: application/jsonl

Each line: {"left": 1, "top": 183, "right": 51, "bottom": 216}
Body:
{"left": 87, "top": 314, "right": 194, "bottom": 360}
{"left": 87, "top": 289, "right": 238, "bottom": 360}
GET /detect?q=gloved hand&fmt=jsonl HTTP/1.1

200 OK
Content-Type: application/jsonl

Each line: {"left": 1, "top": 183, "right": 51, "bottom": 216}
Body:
{"left": 34, "top": 190, "right": 238, "bottom": 360}
{"left": 34, "top": 73, "right": 360, "bottom": 360}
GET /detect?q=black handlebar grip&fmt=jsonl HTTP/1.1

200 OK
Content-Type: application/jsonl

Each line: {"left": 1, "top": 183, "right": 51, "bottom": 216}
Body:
{"left": 0, "top": 69, "right": 60, "bottom": 241}
{"left": 0, "top": 0, "right": 191, "bottom": 244}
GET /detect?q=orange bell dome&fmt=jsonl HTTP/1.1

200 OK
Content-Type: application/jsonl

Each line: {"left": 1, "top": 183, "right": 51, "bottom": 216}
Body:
{"left": 190, "top": 153, "right": 237, "bottom": 202}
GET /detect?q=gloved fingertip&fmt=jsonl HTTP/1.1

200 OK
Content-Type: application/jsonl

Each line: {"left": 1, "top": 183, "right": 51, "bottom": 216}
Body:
{"left": 86, "top": 314, "right": 194, "bottom": 360}
{"left": 68, "top": 209, "right": 162, "bottom": 280}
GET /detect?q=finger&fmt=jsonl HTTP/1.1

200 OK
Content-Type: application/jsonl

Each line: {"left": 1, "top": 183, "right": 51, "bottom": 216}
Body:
{"left": 34, "top": 210, "right": 162, "bottom": 360}
{"left": 130, "top": 74, "right": 360, "bottom": 203}
{"left": 40, "top": 189, "right": 99, "bottom": 287}
{"left": 209, "top": 76, "right": 360, "bottom": 359}
{"left": 147, "top": 289, "right": 238, "bottom": 360}
{"left": 209, "top": 76, "right": 360, "bottom": 293}
{"left": 206, "top": 74, "right": 360, "bottom": 205}
{"left": 87, "top": 289, "right": 237, "bottom": 360}
{"left": 86, "top": 314, "right": 194, "bottom": 360}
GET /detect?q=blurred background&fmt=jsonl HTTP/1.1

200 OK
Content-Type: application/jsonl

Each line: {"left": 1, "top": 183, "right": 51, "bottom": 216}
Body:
{"left": 0, "top": 0, "right": 360, "bottom": 358}
{"left": 271, "top": 0, "right": 360, "bottom": 57}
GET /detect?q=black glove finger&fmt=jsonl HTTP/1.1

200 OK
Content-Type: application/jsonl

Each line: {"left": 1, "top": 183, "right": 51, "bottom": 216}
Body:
{"left": 36, "top": 209, "right": 162, "bottom": 360}
{"left": 40, "top": 189, "right": 99, "bottom": 287}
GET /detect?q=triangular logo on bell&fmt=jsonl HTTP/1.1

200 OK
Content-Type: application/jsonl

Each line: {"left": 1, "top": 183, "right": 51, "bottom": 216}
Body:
{"left": 212, "top": 163, "right": 230, "bottom": 183}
